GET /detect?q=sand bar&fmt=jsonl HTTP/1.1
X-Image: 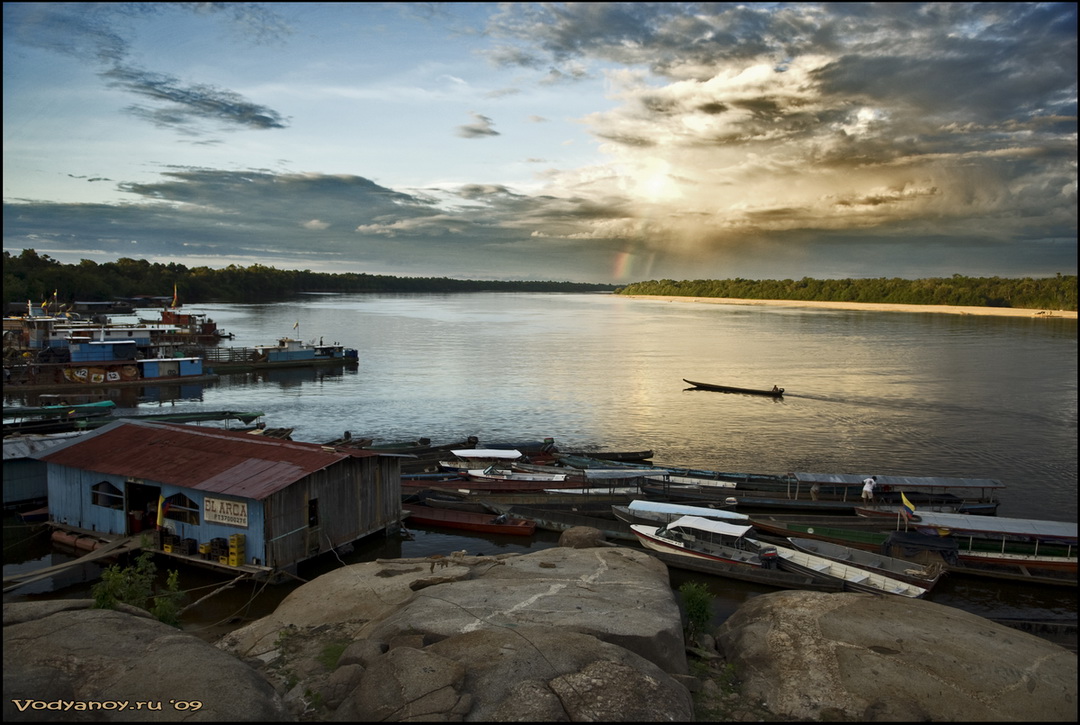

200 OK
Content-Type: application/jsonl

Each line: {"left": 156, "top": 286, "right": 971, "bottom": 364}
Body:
{"left": 620, "top": 295, "right": 1077, "bottom": 319}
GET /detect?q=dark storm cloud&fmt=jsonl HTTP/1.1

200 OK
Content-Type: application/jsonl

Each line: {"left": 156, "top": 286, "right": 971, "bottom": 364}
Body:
{"left": 103, "top": 66, "right": 288, "bottom": 132}
{"left": 4, "top": 2, "right": 290, "bottom": 135}
{"left": 3, "top": 169, "right": 632, "bottom": 278}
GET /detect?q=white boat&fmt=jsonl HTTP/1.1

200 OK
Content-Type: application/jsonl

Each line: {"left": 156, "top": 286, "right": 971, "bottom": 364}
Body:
{"left": 630, "top": 516, "right": 778, "bottom": 568}
{"left": 464, "top": 465, "right": 568, "bottom": 484}
{"left": 753, "top": 539, "right": 929, "bottom": 598}
{"left": 439, "top": 449, "right": 523, "bottom": 472}
{"left": 786, "top": 537, "right": 944, "bottom": 590}
{"left": 613, "top": 499, "right": 747, "bottom": 526}
{"left": 642, "top": 473, "right": 738, "bottom": 489}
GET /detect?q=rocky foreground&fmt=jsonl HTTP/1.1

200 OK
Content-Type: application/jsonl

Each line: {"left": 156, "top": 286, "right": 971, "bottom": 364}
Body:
{"left": 3, "top": 532, "right": 1076, "bottom": 721}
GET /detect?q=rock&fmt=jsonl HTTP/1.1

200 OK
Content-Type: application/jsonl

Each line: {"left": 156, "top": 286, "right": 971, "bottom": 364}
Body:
{"left": 357, "top": 546, "right": 686, "bottom": 675}
{"left": 417, "top": 627, "right": 692, "bottom": 721}
{"left": 716, "top": 590, "right": 1078, "bottom": 722}
{"left": 3, "top": 600, "right": 290, "bottom": 722}
{"left": 219, "top": 546, "right": 689, "bottom": 720}
{"left": 332, "top": 646, "right": 468, "bottom": 721}
{"left": 558, "top": 525, "right": 607, "bottom": 548}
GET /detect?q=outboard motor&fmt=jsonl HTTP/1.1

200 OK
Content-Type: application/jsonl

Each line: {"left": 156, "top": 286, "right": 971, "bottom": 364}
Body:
{"left": 758, "top": 546, "right": 779, "bottom": 569}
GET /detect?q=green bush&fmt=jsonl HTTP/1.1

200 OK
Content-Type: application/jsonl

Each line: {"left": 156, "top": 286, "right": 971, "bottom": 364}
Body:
{"left": 92, "top": 550, "right": 184, "bottom": 627}
{"left": 679, "top": 580, "right": 714, "bottom": 642}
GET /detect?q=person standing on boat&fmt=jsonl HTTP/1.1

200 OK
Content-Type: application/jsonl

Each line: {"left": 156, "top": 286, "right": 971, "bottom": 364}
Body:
{"left": 810, "top": 481, "right": 820, "bottom": 501}
{"left": 861, "top": 475, "right": 877, "bottom": 505}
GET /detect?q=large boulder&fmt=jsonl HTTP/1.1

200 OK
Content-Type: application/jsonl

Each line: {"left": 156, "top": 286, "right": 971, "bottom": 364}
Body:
{"left": 716, "top": 590, "right": 1077, "bottom": 722}
{"left": 3, "top": 600, "right": 290, "bottom": 722}
{"left": 219, "top": 546, "right": 693, "bottom": 721}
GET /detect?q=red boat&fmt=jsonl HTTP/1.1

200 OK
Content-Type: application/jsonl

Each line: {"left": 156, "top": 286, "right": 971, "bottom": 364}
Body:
{"left": 401, "top": 503, "right": 536, "bottom": 536}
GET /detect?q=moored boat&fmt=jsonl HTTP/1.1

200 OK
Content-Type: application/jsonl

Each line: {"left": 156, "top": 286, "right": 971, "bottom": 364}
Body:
{"left": 401, "top": 503, "right": 535, "bottom": 537}
{"left": 439, "top": 449, "right": 524, "bottom": 473}
{"left": 201, "top": 337, "right": 358, "bottom": 372}
{"left": 559, "top": 449, "right": 655, "bottom": 462}
{"left": 612, "top": 499, "right": 746, "bottom": 526}
{"left": 785, "top": 537, "right": 945, "bottom": 590}
{"left": 629, "top": 547, "right": 845, "bottom": 593}
{"left": 631, "top": 516, "right": 779, "bottom": 568}
{"left": 484, "top": 503, "right": 637, "bottom": 542}
{"left": 751, "top": 539, "right": 929, "bottom": 598}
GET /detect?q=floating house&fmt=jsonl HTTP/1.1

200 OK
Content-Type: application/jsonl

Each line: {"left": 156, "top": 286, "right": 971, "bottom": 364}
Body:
{"left": 35, "top": 420, "right": 401, "bottom": 576}
{"left": 201, "top": 337, "right": 359, "bottom": 372}
{"left": 3, "top": 431, "right": 90, "bottom": 509}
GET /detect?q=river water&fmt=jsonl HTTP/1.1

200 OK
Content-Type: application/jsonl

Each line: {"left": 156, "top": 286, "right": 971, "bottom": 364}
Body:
{"left": 4, "top": 292, "right": 1077, "bottom": 638}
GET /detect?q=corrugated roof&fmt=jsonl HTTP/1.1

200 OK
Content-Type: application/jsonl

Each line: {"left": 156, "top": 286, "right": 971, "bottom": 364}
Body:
{"left": 37, "top": 420, "right": 380, "bottom": 500}
{"left": 4, "top": 430, "right": 92, "bottom": 460}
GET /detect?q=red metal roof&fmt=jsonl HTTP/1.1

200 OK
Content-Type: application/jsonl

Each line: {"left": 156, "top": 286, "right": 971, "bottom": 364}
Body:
{"left": 38, "top": 420, "right": 379, "bottom": 500}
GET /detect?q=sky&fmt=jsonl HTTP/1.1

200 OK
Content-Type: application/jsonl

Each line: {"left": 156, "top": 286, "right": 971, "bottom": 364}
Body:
{"left": 3, "top": 2, "right": 1077, "bottom": 284}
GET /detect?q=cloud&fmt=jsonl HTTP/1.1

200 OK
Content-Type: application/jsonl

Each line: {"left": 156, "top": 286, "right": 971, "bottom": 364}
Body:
{"left": 3, "top": 3, "right": 1075, "bottom": 282}
{"left": 456, "top": 111, "right": 500, "bottom": 138}
{"left": 5, "top": 2, "right": 290, "bottom": 136}
{"left": 473, "top": 3, "right": 1076, "bottom": 271}
{"left": 103, "top": 65, "right": 288, "bottom": 133}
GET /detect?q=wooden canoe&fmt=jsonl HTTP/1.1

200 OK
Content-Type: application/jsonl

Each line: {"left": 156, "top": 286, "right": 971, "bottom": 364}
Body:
{"left": 786, "top": 536, "right": 945, "bottom": 589}
{"left": 683, "top": 379, "right": 784, "bottom": 397}
{"left": 401, "top": 503, "right": 535, "bottom": 537}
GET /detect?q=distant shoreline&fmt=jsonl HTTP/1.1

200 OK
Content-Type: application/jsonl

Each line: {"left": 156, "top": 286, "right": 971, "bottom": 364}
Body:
{"left": 620, "top": 295, "right": 1078, "bottom": 319}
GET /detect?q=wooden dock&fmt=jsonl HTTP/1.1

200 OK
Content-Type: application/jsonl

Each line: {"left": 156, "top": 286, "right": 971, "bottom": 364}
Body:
{"left": 3, "top": 534, "right": 143, "bottom": 593}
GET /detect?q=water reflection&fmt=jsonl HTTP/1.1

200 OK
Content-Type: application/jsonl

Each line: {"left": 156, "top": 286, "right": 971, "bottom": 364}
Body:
{"left": 3, "top": 294, "right": 1075, "bottom": 637}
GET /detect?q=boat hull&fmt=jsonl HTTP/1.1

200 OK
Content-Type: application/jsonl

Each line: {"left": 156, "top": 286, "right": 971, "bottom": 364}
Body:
{"left": 401, "top": 503, "right": 535, "bottom": 536}
{"left": 630, "top": 524, "right": 766, "bottom": 567}
{"left": 683, "top": 379, "right": 784, "bottom": 397}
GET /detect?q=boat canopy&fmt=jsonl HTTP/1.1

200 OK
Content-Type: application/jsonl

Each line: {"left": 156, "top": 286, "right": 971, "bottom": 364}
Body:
{"left": 629, "top": 499, "right": 748, "bottom": 521}
{"left": 793, "top": 472, "right": 1005, "bottom": 490}
{"left": 906, "top": 511, "right": 1077, "bottom": 544}
{"left": 666, "top": 515, "right": 754, "bottom": 539}
{"left": 451, "top": 449, "right": 522, "bottom": 459}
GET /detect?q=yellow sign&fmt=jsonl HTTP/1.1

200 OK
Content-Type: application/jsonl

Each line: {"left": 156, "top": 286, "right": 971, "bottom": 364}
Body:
{"left": 204, "top": 497, "right": 249, "bottom": 527}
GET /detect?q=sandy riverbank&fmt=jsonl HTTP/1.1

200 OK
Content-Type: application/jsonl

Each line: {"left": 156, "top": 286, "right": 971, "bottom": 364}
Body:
{"left": 620, "top": 295, "right": 1078, "bottom": 319}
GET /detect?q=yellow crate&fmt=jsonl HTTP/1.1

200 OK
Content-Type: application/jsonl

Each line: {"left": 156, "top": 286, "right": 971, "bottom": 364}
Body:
{"left": 218, "top": 555, "right": 230, "bottom": 565}
{"left": 229, "top": 533, "right": 246, "bottom": 546}
{"left": 228, "top": 554, "right": 243, "bottom": 567}
{"left": 163, "top": 544, "right": 173, "bottom": 553}
{"left": 199, "top": 543, "right": 211, "bottom": 554}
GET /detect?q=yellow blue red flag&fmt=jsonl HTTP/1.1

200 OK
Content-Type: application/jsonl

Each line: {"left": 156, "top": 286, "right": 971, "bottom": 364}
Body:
{"left": 156, "top": 495, "right": 166, "bottom": 528}
{"left": 900, "top": 492, "right": 916, "bottom": 519}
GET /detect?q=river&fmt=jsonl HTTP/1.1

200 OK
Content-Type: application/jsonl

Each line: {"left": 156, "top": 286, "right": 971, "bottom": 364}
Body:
{"left": 4, "top": 292, "right": 1077, "bottom": 638}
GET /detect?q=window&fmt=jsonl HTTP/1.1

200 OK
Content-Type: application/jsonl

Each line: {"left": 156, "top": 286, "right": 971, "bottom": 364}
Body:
{"left": 162, "top": 493, "right": 199, "bottom": 525}
{"left": 91, "top": 481, "right": 124, "bottom": 509}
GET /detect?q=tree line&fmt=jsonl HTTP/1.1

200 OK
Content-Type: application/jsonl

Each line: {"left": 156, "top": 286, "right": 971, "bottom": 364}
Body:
{"left": 5, "top": 250, "right": 1075, "bottom": 311}
{"left": 2, "top": 250, "right": 617, "bottom": 307}
{"left": 615, "top": 275, "right": 1077, "bottom": 311}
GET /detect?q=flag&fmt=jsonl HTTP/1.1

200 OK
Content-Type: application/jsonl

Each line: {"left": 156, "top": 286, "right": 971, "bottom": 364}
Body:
{"left": 293, "top": 320, "right": 300, "bottom": 330}
{"left": 156, "top": 495, "right": 166, "bottom": 528}
{"left": 41, "top": 299, "right": 48, "bottom": 309}
{"left": 900, "top": 492, "right": 916, "bottom": 520}
{"left": 171, "top": 284, "right": 178, "bottom": 308}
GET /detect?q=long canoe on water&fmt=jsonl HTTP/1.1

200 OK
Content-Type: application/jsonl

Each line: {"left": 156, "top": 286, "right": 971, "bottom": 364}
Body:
{"left": 683, "top": 379, "right": 784, "bottom": 397}
{"left": 401, "top": 503, "right": 536, "bottom": 537}
{"left": 785, "top": 537, "right": 946, "bottom": 590}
